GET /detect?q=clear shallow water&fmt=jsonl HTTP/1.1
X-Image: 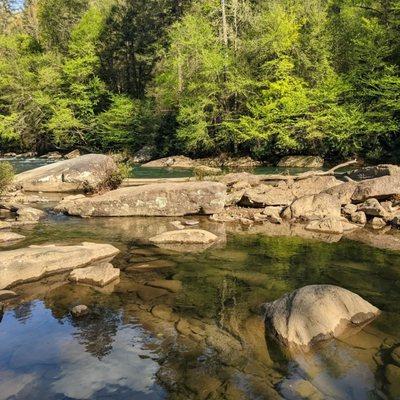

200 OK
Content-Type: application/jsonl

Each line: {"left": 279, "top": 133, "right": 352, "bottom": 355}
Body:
{"left": 0, "top": 213, "right": 399, "bottom": 399}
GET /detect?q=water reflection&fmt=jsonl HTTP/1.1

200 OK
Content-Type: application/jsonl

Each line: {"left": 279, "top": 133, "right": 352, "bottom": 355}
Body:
{"left": 1, "top": 216, "right": 400, "bottom": 399}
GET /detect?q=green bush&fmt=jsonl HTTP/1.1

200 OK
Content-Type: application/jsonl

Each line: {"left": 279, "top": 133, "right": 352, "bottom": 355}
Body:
{"left": 0, "top": 161, "right": 14, "bottom": 195}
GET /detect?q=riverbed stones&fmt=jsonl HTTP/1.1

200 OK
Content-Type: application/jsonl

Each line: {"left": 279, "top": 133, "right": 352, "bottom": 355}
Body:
{"left": 324, "top": 181, "right": 358, "bottom": 205}
{"left": 289, "top": 193, "right": 342, "bottom": 220}
{"left": 351, "top": 175, "right": 400, "bottom": 202}
{"left": 0, "top": 221, "right": 12, "bottom": 230}
{"left": 150, "top": 229, "right": 217, "bottom": 244}
{"left": 0, "top": 231, "right": 25, "bottom": 244}
{"left": 56, "top": 181, "right": 226, "bottom": 217}
{"left": 64, "top": 149, "right": 81, "bottom": 159}
{"left": 0, "top": 242, "right": 119, "bottom": 289}
{"left": 357, "top": 198, "right": 388, "bottom": 217}
{"left": 278, "top": 155, "right": 324, "bottom": 168}
{"left": 68, "top": 263, "right": 120, "bottom": 287}
{"left": 385, "top": 364, "right": 400, "bottom": 398}
{"left": 13, "top": 154, "right": 119, "bottom": 193}
{"left": 264, "top": 285, "right": 379, "bottom": 349}
{"left": 348, "top": 164, "right": 400, "bottom": 181}
{"left": 371, "top": 217, "right": 386, "bottom": 229}
{"left": 145, "top": 279, "right": 182, "bottom": 293}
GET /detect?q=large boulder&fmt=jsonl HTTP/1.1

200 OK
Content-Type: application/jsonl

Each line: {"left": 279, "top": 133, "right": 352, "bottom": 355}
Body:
{"left": 352, "top": 175, "right": 400, "bottom": 202}
{"left": 239, "top": 186, "right": 294, "bottom": 207}
{"left": 13, "top": 154, "right": 119, "bottom": 193}
{"left": 264, "top": 285, "right": 380, "bottom": 349}
{"left": 56, "top": 181, "right": 226, "bottom": 217}
{"left": 142, "top": 155, "right": 196, "bottom": 169}
{"left": 278, "top": 156, "right": 324, "bottom": 168}
{"left": 289, "top": 193, "right": 342, "bottom": 220}
{"left": 0, "top": 231, "right": 25, "bottom": 244}
{"left": 130, "top": 146, "right": 155, "bottom": 164}
{"left": 347, "top": 164, "right": 400, "bottom": 181}
{"left": 0, "top": 242, "right": 119, "bottom": 289}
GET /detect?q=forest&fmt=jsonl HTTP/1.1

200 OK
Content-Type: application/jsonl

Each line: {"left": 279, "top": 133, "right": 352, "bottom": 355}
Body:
{"left": 0, "top": 0, "right": 400, "bottom": 163}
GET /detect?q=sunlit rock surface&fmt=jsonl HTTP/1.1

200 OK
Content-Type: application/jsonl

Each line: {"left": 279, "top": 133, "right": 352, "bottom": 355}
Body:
{"left": 0, "top": 242, "right": 119, "bottom": 289}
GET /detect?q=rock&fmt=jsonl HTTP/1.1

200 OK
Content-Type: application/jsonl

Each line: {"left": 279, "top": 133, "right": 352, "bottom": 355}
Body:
{"left": 193, "top": 165, "right": 222, "bottom": 176}
{"left": 240, "top": 186, "right": 294, "bottom": 207}
{"left": 16, "top": 207, "right": 45, "bottom": 223}
{"left": 182, "top": 219, "right": 199, "bottom": 226}
{"left": 371, "top": 217, "right": 386, "bottom": 229}
{"left": 305, "top": 218, "right": 344, "bottom": 234}
{"left": 68, "top": 263, "right": 120, "bottom": 287}
{"left": 41, "top": 151, "right": 62, "bottom": 160}
{"left": 151, "top": 304, "right": 178, "bottom": 322}
{"left": 385, "top": 364, "right": 400, "bottom": 398}
{"left": 56, "top": 181, "right": 226, "bottom": 217}
{"left": 71, "top": 305, "right": 89, "bottom": 317}
{"left": 350, "top": 211, "right": 367, "bottom": 225}
{"left": 145, "top": 279, "right": 182, "bottom": 293}
{"left": 342, "top": 203, "right": 358, "bottom": 215}
{"left": 290, "top": 176, "right": 341, "bottom": 198}
{"left": 142, "top": 155, "right": 196, "bottom": 169}
{"left": 264, "top": 285, "right": 379, "bottom": 349}
{"left": 64, "top": 149, "right": 81, "bottom": 159}
{"left": 219, "top": 172, "right": 262, "bottom": 187}
{"left": 225, "top": 189, "right": 246, "bottom": 206}
{"left": 0, "top": 232, "right": 25, "bottom": 244}
{"left": 290, "top": 193, "right": 342, "bottom": 220}
{"left": 278, "top": 156, "right": 324, "bottom": 168}
{"left": 13, "top": 154, "right": 119, "bottom": 193}
{"left": 0, "top": 290, "right": 17, "bottom": 300}
{"left": 352, "top": 175, "right": 400, "bottom": 202}
{"left": 284, "top": 379, "right": 324, "bottom": 400}
{"left": 0, "top": 221, "right": 12, "bottom": 230}
{"left": 357, "top": 198, "right": 388, "bottom": 217}
{"left": 184, "top": 370, "right": 222, "bottom": 400}
{"left": 391, "top": 346, "right": 400, "bottom": 366}
{"left": 324, "top": 181, "right": 358, "bottom": 205}
{"left": 149, "top": 229, "right": 217, "bottom": 244}
{"left": 0, "top": 242, "right": 119, "bottom": 289}
{"left": 348, "top": 164, "right": 400, "bottom": 181}
{"left": 130, "top": 146, "right": 155, "bottom": 164}
{"left": 137, "top": 285, "right": 169, "bottom": 301}
{"left": 170, "top": 221, "right": 185, "bottom": 230}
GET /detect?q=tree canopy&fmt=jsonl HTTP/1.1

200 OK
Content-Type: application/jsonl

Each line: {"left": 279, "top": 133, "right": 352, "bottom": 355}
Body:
{"left": 1, "top": 0, "right": 400, "bottom": 162}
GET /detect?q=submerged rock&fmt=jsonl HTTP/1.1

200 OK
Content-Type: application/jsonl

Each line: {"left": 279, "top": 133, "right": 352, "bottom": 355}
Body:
{"left": 305, "top": 218, "right": 345, "bottom": 234}
{"left": 264, "top": 285, "right": 379, "bottom": 349}
{"left": 278, "top": 155, "right": 324, "bottom": 168}
{"left": 13, "top": 154, "right": 118, "bottom": 193}
{"left": 71, "top": 304, "right": 89, "bottom": 317}
{"left": 0, "top": 242, "right": 119, "bottom": 289}
{"left": 68, "top": 263, "right": 120, "bottom": 287}
{"left": 0, "top": 290, "right": 17, "bottom": 301}
{"left": 16, "top": 207, "right": 46, "bottom": 223}
{"left": 56, "top": 181, "right": 226, "bottom": 217}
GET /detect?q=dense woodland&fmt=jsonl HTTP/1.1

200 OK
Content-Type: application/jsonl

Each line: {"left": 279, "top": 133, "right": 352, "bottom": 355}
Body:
{"left": 0, "top": 0, "right": 400, "bottom": 162}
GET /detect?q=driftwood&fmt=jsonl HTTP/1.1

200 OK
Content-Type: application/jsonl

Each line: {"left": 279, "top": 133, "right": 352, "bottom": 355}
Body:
{"left": 258, "top": 159, "right": 358, "bottom": 182}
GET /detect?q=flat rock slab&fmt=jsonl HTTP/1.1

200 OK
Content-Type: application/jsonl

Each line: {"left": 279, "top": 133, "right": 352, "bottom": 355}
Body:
{"left": 0, "top": 232, "right": 25, "bottom": 244}
{"left": 145, "top": 279, "right": 182, "bottom": 293}
{"left": 56, "top": 181, "right": 226, "bottom": 217}
{"left": 352, "top": 175, "right": 400, "bottom": 202}
{"left": 69, "top": 263, "right": 120, "bottom": 287}
{"left": 0, "top": 242, "right": 119, "bottom": 289}
{"left": 264, "top": 285, "right": 379, "bottom": 349}
{"left": 149, "top": 229, "right": 218, "bottom": 244}
{"left": 13, "top": 154, "right": 118, "bottom": 193}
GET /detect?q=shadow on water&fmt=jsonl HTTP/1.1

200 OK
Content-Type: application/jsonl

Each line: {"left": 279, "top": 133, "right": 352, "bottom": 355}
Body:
{"left": 0, "top": 212, "right": 400, "bottom": 398}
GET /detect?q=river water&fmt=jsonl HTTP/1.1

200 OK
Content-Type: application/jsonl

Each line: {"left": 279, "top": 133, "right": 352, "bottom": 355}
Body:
{"left": 0, "top": 159, "right": 399, "bottom": 400}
